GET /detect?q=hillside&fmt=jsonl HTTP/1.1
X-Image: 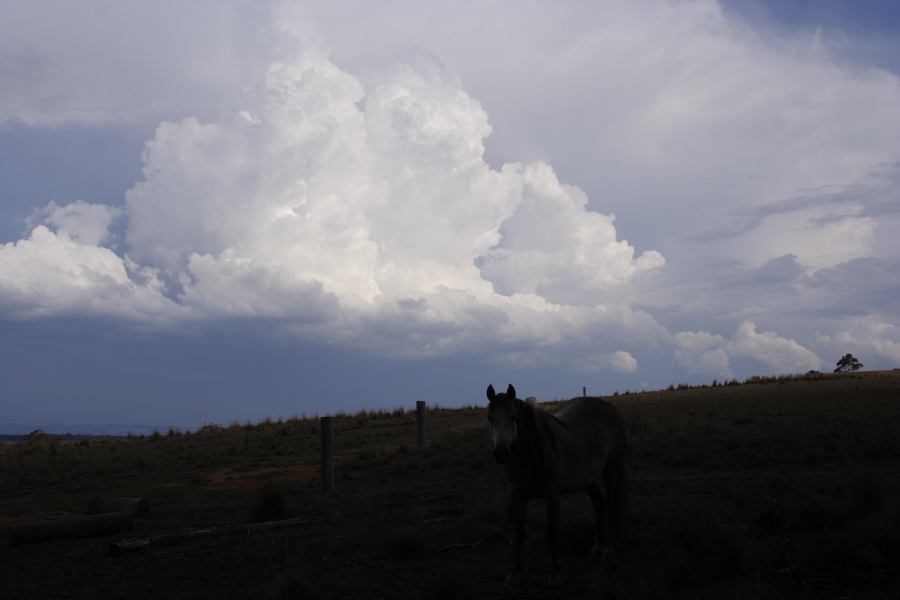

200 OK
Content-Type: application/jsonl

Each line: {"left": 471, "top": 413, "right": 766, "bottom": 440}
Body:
{"left": 2, "top": 370, "right": 899, "bottom": 598}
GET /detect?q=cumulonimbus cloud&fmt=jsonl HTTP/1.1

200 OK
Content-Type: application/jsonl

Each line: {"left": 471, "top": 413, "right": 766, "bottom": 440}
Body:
{"left": 0, "top": 4, "right": 665, "bottom": 366}
{"left": 2, "top": 0, "right": 897, "bottom": 377}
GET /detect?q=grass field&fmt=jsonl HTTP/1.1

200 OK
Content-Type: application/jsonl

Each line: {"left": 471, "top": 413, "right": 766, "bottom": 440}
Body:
{"left": 2, "top": 370, "right": 899, "bottom": 599}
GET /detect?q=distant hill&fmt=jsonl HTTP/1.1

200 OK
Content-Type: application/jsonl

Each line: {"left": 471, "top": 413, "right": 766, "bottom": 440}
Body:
{"left": 0, "top": 423, "right": 162, "bottom": 437}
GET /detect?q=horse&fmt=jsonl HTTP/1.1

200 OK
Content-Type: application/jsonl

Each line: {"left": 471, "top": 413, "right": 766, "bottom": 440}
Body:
{"left": 486, "top": 383, "right": 627, "bottom": 584}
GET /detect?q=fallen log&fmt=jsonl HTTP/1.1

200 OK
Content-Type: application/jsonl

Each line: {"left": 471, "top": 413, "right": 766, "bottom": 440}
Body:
{"left": 86, "top": 496, "right": 150, "bottom": 517}
{"left": 109, "top": 516, "right": 315, "bottom": 555}
{"left": 8, "top": 510, "right": 133, "bottom": 546}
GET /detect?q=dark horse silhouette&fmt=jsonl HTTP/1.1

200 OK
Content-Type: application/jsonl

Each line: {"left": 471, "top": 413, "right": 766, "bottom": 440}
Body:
{"left": 486, "top": 384, "right": 627, "bottom": 583}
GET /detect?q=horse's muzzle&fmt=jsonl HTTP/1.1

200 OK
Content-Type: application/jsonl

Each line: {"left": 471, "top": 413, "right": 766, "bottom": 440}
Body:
{"left": 492, "top": 446, "right": 510, "bottom": 464}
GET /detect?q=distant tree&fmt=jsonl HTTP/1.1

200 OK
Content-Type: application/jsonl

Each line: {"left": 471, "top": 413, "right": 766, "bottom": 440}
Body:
{"left": 834, "top": 353, "right": 863, "bottom": 373}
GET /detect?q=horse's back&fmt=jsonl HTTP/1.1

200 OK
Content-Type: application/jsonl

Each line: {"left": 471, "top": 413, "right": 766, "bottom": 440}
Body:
{"left": 542, "top": 397, "right": 625, "bottom": 491}
{"left": 554, "top": 396, "right": 624, "bottom": 435}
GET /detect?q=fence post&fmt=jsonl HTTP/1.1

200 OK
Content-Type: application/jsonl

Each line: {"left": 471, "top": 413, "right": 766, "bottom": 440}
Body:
{"left": 320, "top": 416, "right": 334, "bottom": 494}
{"left": 583, "top": 386, "right": 587, "bottom": 398}
{"left": 416, "top": 400, "right": 426, "bottom": 450}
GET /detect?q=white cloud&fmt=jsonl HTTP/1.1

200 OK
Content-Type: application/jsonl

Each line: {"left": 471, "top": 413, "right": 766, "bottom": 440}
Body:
{"left": 727, "top": 202, "right": 878, "bottom": 270}
{"left": 37, "top": 201, "right": 122, "bottom": 246}
{"left": 609, "top": 351, "right": 639, "bottom": 373}
{"left": 0, "top": 225, "right": 177, "bottom": 321}
{"left": 302, "top": 1, "right": 900, "bottom": 232}
{"left": 300, "top": 0, "right": 900, "bottom": 357}
{"left": 0, "top": 6, "right": 665, "bottom": 366}
{"left": 675, "top": 330, "right": 732, "bottom": 376}
{"left": 675, "top": 322, "right": 823, "bottom": 376}
{"left": 478, "top": 163, "right": 665, "bottom": 304}
{"left": 572, "top": 349, "right": 640, "bottom": 374}
{"left": 727, "top": 321, "right": 822, "bottom": 373}
{"left": 817, "top": 316, "right": 900, "bottom": 366}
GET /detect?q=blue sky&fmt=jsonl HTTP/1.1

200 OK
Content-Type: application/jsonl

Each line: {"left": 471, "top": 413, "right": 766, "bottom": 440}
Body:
{"left": 2, "top": 1, "right": 899, "bottom": 431}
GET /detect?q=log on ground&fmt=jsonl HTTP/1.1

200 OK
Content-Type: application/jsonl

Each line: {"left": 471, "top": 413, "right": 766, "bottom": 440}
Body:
{"left": 8, "top": 510, "right": 133, "bottom": 546}
{"left": 86, "top": 496, "right": 150, "bottom": 517}
{"left": 109, "top": 516, "right": 315, "bottom": 555}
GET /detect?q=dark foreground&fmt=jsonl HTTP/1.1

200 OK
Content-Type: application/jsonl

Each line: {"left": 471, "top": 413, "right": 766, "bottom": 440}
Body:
{"left": 2, "top": 371, "right": 899, "bottom": 599}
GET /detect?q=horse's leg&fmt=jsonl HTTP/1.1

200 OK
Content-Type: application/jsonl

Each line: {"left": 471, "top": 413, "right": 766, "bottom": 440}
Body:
{"left": 586, "top": 481, "right": 610, "bottom": 561}
{"left": 506, "top": 489, "right": 527, "bottom": 584}
{"left": 546, "top": 492, "right": 561, "bottom": 586}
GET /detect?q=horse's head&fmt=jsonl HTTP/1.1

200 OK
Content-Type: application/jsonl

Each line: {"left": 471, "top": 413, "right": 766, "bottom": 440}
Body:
{"left": 486, "top": 384, "right": 518, "bottom": 464}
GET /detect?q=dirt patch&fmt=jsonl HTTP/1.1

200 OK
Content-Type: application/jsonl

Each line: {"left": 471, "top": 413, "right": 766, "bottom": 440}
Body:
{"left": 203, "top": 463, "right": 318, "bottom": 492}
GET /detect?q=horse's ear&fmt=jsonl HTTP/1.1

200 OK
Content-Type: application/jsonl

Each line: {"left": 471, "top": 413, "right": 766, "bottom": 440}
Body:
{"left": 486, "top": 384, "right": 496, "bottom": 402}
{"left": 507, "top": 384, "right": 516, "bottom": 400}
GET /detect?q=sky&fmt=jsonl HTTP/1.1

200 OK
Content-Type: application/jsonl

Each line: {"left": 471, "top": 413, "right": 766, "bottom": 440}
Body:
{"left": 1, "top": 0, "right": 899, "bottom": 431}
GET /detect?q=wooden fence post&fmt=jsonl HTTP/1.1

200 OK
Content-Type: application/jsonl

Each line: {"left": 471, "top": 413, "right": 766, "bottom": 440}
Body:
{"left": 416, "top": 400, "right": 426, "bottom": 450}
{"left": 583, "top": 386, "right": 587, "bottom": 398}
{"left": 320, "top": 416, "right": 334, "bottom": 494}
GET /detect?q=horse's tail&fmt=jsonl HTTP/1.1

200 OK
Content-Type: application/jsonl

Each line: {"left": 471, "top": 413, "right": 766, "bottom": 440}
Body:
{"left": 604, "top": 420, "right": 628, "bottom": 542}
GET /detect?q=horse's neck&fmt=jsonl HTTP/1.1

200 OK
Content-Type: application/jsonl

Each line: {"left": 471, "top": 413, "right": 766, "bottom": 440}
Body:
{"left": 513, "top": 400, "right": 542, "bottom": 463}
{"left": 507, "top": 399, "right": 553, "bottom": 493}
